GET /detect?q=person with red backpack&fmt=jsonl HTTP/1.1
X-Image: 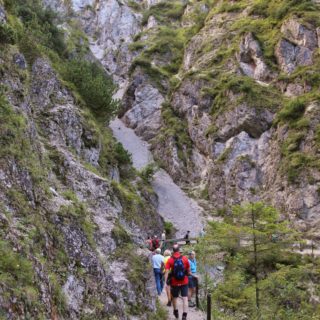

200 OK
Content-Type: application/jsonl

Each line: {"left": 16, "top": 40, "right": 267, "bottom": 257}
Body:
{"left": 152, "top": 235, "right": 160, "bottom": 251}
{"left": 164, "top": 244, "right": 191, "bottom": 320}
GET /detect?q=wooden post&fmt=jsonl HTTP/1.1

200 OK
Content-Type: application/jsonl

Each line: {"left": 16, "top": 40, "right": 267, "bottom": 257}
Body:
{"left": 195, "top": 277, "right": 199, "bottom": 308}
{"left": 207, "top": 294, "right": 212, "bottom": 320}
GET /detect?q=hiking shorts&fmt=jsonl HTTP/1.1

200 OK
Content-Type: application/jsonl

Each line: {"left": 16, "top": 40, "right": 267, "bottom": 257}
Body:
{"left": 171, "top": 284, "right": 188, "bottom": 298}
{"left": 188, "top": 276, "right": 196, "bottom": 288}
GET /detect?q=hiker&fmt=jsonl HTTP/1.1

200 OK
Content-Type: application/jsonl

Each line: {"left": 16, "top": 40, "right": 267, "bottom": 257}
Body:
{"left": 165, "top": 244, "right": 190, "bottom": 320}
{"left": 160, "top": 230, "right": 166, "bottom": 250}
{"left": 199, "top": 227, "right": 205, "bottom": 238}
{"left": 146, "top": 236, "right": 153, "bottom": 251}
{"left": 163, "top": 249, "right": 172, "bottom": 306}
{"left": 188, "top": 251, "right": 198, "bottom": 307}
{"left": 152, "top": 235, "right": 160, "bottom": 251}
{"left": 184, "top": 230, "right": 190, "bottom": 245}
{"left": 152, "top": 248, "right": 164, "bottom": 295}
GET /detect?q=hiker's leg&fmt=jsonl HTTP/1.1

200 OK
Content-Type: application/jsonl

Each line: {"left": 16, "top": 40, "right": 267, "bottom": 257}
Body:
{"left": 171, "top": 286, "right": 178, "bottom": 309}
{"left": 172, "top": 297, "right": 178, "bottom": 309}
{"left": 166, "top": 284, "right": 171, "bottom": 302}
{"left": 154, "top": 269, "right": 162, "bottom": 295}
{"left": 181, "top": 285, "right": 189, "bottom": 314}
{"left": 171, "top": 286, "right": 179, "bottom": 318}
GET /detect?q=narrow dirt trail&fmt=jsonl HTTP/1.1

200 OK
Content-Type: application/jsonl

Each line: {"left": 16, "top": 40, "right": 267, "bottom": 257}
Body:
{"left": 110, "top": 117, "right": 205, "bottom": 319}
{"left": 110, "top": 118, "right": 203, "bottom": 238}
{"left": 159, "top": 291, "right": 205, "bottom": 320}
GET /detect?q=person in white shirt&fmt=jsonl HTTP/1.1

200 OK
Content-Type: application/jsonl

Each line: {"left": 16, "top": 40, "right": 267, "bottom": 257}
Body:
{"left": 152, "top": 248, "right": 164, "bottom": 295}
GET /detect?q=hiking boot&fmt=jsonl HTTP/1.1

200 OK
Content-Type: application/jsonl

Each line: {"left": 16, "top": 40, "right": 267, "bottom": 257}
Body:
{"left": 173, "top": 309, "right": 179, "bottom": 319}
{"left": 166, "top": 301, "right": 172, "bottom": 307}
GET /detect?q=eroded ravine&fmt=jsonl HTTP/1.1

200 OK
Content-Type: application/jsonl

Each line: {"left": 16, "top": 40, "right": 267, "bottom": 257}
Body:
{"left": 110, "top": 118, "right": 203, "bottom": 238}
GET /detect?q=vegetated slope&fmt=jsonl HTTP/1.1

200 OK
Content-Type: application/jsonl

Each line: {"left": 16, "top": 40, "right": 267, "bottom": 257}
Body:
{"left": 124, "top": 0, "right": 320, "bottom": 232}
{"left": 0, "top": 1, "right": 165, "bottom": 319}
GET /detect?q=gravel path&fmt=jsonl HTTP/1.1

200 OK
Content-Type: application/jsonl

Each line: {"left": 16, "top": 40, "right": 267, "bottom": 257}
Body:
{"left": 152, "top": 169, "right": 203, "bottom": 238}
{"left": 110, "top": 118, "right": 205, "bottom": 319}
{"left": 110, "top": 118, "right": 153, "bottom": 170}
{"left": 159, "top": 291, "right": 205, "bottom": 320}
{"left": 110, "top": 118, "right": 203, "bottom": 237}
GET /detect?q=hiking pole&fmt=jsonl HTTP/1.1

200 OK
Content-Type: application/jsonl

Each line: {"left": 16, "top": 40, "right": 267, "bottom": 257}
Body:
{"left": 207, "top": 294, "right": 212, "bottom": 320}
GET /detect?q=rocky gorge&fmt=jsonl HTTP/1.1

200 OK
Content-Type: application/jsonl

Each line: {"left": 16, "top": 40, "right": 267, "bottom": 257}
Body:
{"left": 1, "top": 0, "right": 320, "bottom": 319}
{"left": 50, "top": 0, "right": 320, "bottom": 230}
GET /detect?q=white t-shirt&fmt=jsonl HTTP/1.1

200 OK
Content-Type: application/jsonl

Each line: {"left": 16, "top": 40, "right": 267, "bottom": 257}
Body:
{"left": 152, "top": 254, "right": 164, "bottom": 269}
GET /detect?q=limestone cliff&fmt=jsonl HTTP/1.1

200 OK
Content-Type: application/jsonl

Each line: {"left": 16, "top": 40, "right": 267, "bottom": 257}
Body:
{"left": 2, "top": 0, "right": 320, "bottom": 318}
{"left": 0, "top": 1, "right": 164, "bottom": 319}
{"left": 66, "top": 0, "right": 320, "bottom": 232}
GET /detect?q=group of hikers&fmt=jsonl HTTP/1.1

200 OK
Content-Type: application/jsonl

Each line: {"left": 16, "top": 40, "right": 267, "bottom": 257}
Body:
{"left": 146, "top": 234, "right": 163, "bottom": 251}
{"left": 150, "top": 241, "right": 198, "bottom": 320}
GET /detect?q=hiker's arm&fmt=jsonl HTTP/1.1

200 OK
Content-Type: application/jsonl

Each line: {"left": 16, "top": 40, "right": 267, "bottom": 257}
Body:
{"left": 164, "top": 270, "right": 169, "bottom": 283}
{"left": 186, "top": 260, "right": 191, "bottom": 276}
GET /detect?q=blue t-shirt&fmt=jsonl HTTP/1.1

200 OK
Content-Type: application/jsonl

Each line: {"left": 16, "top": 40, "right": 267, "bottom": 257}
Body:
{"left": 188, "top": 258, "right": 197, "bottom": 274}
{"left": 152, "top": 254, "right": 164, "bottom": 269}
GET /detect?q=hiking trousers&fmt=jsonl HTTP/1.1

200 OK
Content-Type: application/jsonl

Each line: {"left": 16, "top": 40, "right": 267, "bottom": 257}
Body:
{"left": 153, "top": 268, "right": 163, "bottom": 295}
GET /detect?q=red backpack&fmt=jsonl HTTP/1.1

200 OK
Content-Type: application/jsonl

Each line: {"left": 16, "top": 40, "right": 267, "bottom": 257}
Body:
{"left": 152, "top": 238, "right": 159, "bottom": 249}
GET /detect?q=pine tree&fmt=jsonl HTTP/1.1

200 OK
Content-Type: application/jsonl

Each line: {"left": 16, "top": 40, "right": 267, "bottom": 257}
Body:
{"left": 197, "top": 202, "right": 320, "bottom": 319}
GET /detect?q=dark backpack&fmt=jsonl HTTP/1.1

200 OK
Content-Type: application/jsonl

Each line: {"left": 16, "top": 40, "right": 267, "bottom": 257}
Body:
{"left": 173, "top": 256, "right": 185, "bottom": 280}
{"left": 152, "top": 239, "right": 159, "bottom": 249}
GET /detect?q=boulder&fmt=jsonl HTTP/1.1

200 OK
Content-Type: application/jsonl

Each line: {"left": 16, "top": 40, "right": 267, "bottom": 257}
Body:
{"left": 276, "top": 19, "right": 319, "bottom": 74}
{"left": 215, "top": 104, "right": 274, "bottom": 142}
{"left": 238, "top": 33, "right": 273, "bottom": 82}
{"left": 122, "top": 71, "right": 164, "bottom": 140}
{"left": 281, "top": 19, "right": 318, "bottom": 50}
{"left": 12, "top": 54, "right": 27, "bottom": 70}
{"left": 0, "top": 4, "right": 6, "bottom": 23}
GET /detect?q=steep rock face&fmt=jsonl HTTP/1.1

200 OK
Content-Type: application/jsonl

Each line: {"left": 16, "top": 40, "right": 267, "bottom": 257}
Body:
{"left": 238, "top": 32, "right": 274, "bottom": 82}
{"left": 275, "top": 19, "right": 319, "bottom": 74}
{"left": 119, "top": 1, "right": 320, "bottom": 230}
{"left": 122, "top": 69, "right": 164, "bottom": 140}
{"left": 43, "top": 0, "right": 320, "bottom": 230}
{"left": 0, "top": 3, "right": 6, "bottom": 23}
{"left": 44, "top": 0, "right": 142, "bottom": 85}
{"left": 0, "top": 39, "right": 161, "bottom": 319}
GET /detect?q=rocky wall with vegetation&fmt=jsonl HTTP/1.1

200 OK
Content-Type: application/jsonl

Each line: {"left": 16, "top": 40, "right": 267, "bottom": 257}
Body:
{"left": 121, "top": 0, "right": 320, "bottom": 232}
{"left": 0, "top": 1, "right": 166, "bottom": 319}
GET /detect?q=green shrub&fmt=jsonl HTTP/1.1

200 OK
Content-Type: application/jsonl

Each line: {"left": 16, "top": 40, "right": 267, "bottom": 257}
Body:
{"left": 18, "top": 34, "right": 42, "bottom": 65}
{"left": 114, "top": 142, "right": 132, "bottom": 166}
{"left": 205, "top": 75, "right": 281, "bottom": 115}
{"left": 142, "top": 1, "right": 186, "bottom": 25}
{"left": 164, "top": 221, "right": 174, "bottom": 238}
{"left": 281, "top": 131, "right": 305, "bottom": 156}
{"left": 6, "top": 0, "right": 66, "bottom": 54}
{"left": 61, "top": 59, "right": 118, "bottom": 122}
{"left": 0, "top": 23, "right": 16, "bottom": 44}
{"left": 251, "top": 0, "right": 318, "bottom": 21}
{"left": 111, "top": 222, "right": 131, "bottom": 246}
{"left": 217, "top": 2, "right": 246, "bottom": 13}
{"left": 158, "top": 102, "right": 192, "bottom": 165}
{"left": 278, "top": 99, "right": 306, "bottom": 123}
{"left": 140, "top": 163, "right": 157, "bottom": 183}
{"left": 285, "top": 152, "right": 313, "bottom": 183}
{"left": 0, "top": 240, "right": 34, "bottom": 285}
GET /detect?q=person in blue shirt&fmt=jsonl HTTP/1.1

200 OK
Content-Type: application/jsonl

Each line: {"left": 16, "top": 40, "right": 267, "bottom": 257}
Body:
{"left": 188, "top": 251, "right": 198, "bottom": 307}
{"left": 152, "top": 248, "right": 164, "bottom": 295}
